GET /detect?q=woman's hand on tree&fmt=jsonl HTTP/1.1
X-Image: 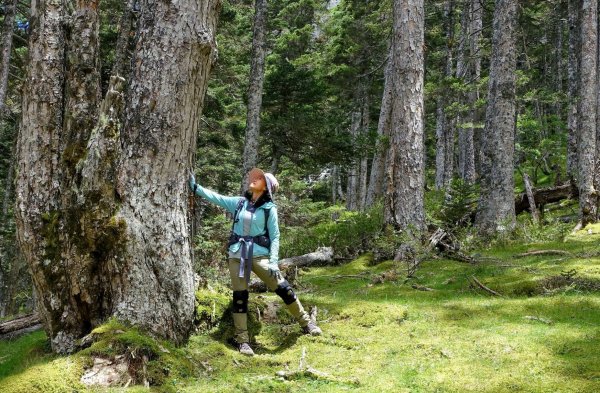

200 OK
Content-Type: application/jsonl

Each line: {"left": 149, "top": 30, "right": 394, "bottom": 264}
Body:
{"left": 188, "top": 172, "right": 196, "bottom": 191}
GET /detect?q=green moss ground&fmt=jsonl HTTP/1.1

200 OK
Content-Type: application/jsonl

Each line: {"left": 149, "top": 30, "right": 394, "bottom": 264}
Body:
{"left": 1, "top": 233, "right": 600, "bottom": 392}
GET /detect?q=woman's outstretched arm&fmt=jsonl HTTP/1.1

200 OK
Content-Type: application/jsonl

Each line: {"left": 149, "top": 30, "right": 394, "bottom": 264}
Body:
{"left": 189, "top": 174, "right": 241, "bottom": 213}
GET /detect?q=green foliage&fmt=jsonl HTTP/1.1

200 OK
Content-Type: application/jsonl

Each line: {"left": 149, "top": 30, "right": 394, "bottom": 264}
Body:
{"left": 195, "top": 285, "right": 231, "bottom": 332}
{"left": 280, "top": 202, "right": 383, "bottom": 259}
{"left": 438, "top": 178, "right": 480, "bottom": 229}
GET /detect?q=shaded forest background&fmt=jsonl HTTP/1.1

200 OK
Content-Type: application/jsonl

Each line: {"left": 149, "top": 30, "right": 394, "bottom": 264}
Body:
{"left": 0, "top": 0, "right": 591, "bottom": 318}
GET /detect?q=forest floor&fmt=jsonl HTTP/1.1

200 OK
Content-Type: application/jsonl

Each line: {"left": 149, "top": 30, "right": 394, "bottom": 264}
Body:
{"left": 1, "top": 225, "right": 600, "bottom": 392}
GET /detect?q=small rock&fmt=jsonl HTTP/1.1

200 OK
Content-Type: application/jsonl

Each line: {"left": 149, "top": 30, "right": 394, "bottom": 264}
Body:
{"left": 80, "top": 356, "right": 129, "bottom": 387}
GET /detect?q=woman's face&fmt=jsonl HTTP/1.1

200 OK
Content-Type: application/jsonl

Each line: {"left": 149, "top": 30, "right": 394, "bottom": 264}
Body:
{"left": 248, "top": 175, "right": 267, "bottom": 194}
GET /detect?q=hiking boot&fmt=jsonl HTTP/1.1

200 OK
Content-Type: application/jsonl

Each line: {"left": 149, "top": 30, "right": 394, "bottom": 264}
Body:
{"left": 238, "top": 342, "right": 255, "bottom": 356}
{"left": 302, "top": 321, "right": 322, "bottom": 336}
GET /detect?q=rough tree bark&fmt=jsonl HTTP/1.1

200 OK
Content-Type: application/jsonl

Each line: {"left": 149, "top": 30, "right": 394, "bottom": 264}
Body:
{"left": 111, "top": 0, "right": 136, "bottom": 80}
{"left": 0, "top": 0, "right": 16, "bottom": 116}
{"left": 15, "top": 0, "right": 221, "bottom": 353}
{"left": 475, "top": 0, "right": 518, "bottom": 234}
{"left": 365, "top": 55, "right": 392, "bottom": 208}
{"left": 241, "top": 0, "right": 267, "bottom": 190}
{"left": 577, "top": 0, "right": 597, "bottom": 226}
{"left": 384, "top": 0, "right": 425, "bottom": 232}
{"left": 567, "top": 0, "right": 580, "bottom": 180}
{"left": 435, "top": 0, "right": 455, "bottom": 190}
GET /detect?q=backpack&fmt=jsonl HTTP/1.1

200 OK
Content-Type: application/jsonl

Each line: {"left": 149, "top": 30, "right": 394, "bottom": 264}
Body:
{"left": 226, "top": 198, "right": 271, "bottom": 249}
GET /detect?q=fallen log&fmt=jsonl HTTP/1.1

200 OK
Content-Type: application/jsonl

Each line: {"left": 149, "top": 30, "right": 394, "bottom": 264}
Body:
{"left": 0, "top": 313, "right": 42, "bottom": 340}
{"left": 249, "top": 247, "right": 335, "bottom": 292}
{"left": 515, "top": 181, "right": 578, "bottom": 216}
{"left": 279, "top": 247, "right": 334, "bottom": 271}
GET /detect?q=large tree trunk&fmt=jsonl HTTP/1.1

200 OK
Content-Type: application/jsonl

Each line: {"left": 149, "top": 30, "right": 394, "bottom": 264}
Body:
{"left": 475, "top": 0, "right": 518, "bottom": 234}
{"left": 0, "top": 0, "right": 16, "bottom": 116}
{"left": 15, "top": 0, "right": 66, "bottom": 352}
{"left": 384, "top": 0, "right": 425, "bottom": 232}
{"left": 15, "top": 0, "right": 220, "bottom": 353}
{"left": 577, "top": 0, "right": 597, "bottom": 226}
{"left": 435, "top": 0, "right": 455, "bottom": 190}
{"left": 365, "top": 55, "right": 392, "bottom": 208}
{"left": 241, "top": 0, "right": 267, "bottom": 190}
{"left": 567, "top": 0, "right": 580, "bottom": 180}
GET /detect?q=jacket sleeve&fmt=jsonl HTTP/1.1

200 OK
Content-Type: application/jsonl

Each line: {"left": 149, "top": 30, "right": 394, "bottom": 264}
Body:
{"left": 194, "top": 184, "right": 241, "bottom": 213}
{"left": 267, "top": 206, "right": 280, "bottom": 266}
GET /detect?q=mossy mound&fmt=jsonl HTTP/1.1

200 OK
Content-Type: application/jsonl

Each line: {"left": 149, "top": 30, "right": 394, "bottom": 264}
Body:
{"left": 0, "top": 319, "right": 198, "bottom": 392}
{"left": 564, "top": 222, "right": 600, "bottom": 243}
{"left": 79, "top": 318, "right": 197, "bottom": 390}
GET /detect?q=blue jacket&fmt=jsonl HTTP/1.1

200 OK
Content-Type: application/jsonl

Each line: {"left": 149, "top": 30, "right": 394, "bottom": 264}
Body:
{"left": 193, "top": 185, "right": 280, "bottom": 266}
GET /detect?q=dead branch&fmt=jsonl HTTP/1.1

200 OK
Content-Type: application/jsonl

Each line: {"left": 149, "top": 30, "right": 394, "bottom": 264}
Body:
{"left": 523, "top": 174, "right": 540, "bottom": 224}
{"left": 469, "top": 276, "right": 503, "bottom": 297}
{"left": 411, "top": 284, "right": 434, "bottom": 291}
{"left": 276, "top": 345, "right": 359, "bottom": 386}
{"left": 523, "top": 315, "right": 553, "bottom": 324}
{"left": 514, "top": 250, "right": 573, "bottom": 258}
{"left": 309, "top": 306, "right": 318, "bottom": 324}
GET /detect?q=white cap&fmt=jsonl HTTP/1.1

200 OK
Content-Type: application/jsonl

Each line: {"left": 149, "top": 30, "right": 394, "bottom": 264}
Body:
{"left": 264, "top": 172, "right": 279, "bottom": 198}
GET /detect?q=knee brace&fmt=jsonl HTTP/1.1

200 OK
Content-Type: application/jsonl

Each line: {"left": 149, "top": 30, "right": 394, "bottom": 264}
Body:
{"left": 275, "top": 281, "right": 297, "bottom": 305}
{"left": 232, "top": 290, "right": 249, "bottom": 313}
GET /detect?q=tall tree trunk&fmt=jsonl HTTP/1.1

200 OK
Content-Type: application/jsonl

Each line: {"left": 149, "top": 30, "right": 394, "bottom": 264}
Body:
{"left": 358, "top": 86, "right": 369, "bottom": 210}
{"left": 554, "top": 8, "right": 564, "bottom": 128}
{"left": 331, "top": 165, "right": 338, "bottom": 204}
{"left": 346, "top": 110, "right": 361, "bottom": 211}
{"left": 567, "top": 0, "right": 580, "bottom": 180}
{"left": 472, "top": 0, "right": 484, "bottom": 179}
{"left": 15, "top": 0, "right": 220, "bottom": 353}
{"left": 241, "top": 0, "right": 267, "bottom": 190}
{"left": 435, "top": 0, "right": 455, "bottom": 190}
{"left": 366, "top": 56, "right": 392, "bottom": 208}
{"left": 384, "top": 0, "right": 425, "bottom": 232}
{"left": 577, "top": 0, "right": 597, "bottom": 226}
{"left": 0, "top": 0, "right": 16, "bottom": 115}
{"left": 475, "top": 0, "right": 518, "bottom": 234}
{"left": 457, "top": 0, "right": 478, "bottom": 184}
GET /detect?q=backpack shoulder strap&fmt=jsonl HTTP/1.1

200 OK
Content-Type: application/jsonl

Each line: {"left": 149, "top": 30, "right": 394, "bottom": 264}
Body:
{"left": 231, "top": 198, "right": 245, "bottom": 231}
{"left": 263, "top": 207, "right": 270, "bottom": 235}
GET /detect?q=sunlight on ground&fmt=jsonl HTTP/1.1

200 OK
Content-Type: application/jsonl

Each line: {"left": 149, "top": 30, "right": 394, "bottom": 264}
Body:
{"left": 1, "top": 242, "right": 599, "bottom": 392}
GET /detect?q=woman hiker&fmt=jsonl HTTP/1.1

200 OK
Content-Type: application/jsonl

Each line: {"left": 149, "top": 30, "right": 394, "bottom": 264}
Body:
{"left": 189, "top": 168, "right": 322, "bottom": 356}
